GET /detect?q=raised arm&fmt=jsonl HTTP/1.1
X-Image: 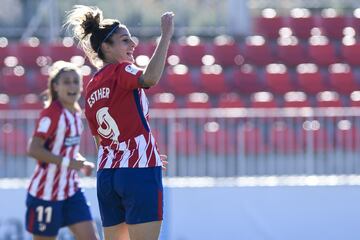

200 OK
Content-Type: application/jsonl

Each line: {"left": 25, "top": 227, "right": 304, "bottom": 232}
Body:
{"left": 139, "top": 12, "right": 175, "bottom": 87}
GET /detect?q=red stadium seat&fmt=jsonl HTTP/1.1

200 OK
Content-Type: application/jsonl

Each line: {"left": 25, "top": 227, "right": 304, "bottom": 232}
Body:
{"left": 308, "top": 34, "right": 337, "bottom": 66}
{"left": 296, "top": 63, "right": 328, "bottom": 95}
{"left": 48, "top": 38, "right": 83, "bottom": 62}
{"left": 276, "top": 34, "right": 308, "bottom": 66}
{"left": 283, "top": 91, "right": 311, "bottom": 108}
{"left": 318, "top": 8, "right": 346, "bottom": 40}
{"left": 316, "top": 91, "right": 343, "bottom": 107}
{"left": 341, "top": 35, "right": 360, "bottom": 66}
{"left": 135, "top": 39, "right": 177, "bottom": 57}
{"left": 237, "top": 122, "right": 267, "bottom": 154}
{"left": 134, "top": 40, "right": 155, "bottom": 57}
{"left": 250, "top": 91, "right": 277, "bottom": 108}
{"left": 212, "top": 35, "right": 241, "bottom": 66}
{"left": 198, "top": 65, "right": 228, "bottom": 94}
{"left": 13, "top": 38, "right": 49, "bottom": 67}
{"left": 31, "top": 68, "right": 50, "bottom": 93}
{"left": 350, "top": 91, "right": 360, "bottom": 107}
{"left": 269, "top": 121, "right": 299, "bottom": 153}
{"left": 165, "top": 65, "right": 197, "bottom": 95}
{"left": 0, "top": 93, "right": 11, "bottom": 110}
{"left": 264, "top": 63, "right": 294, "bottom": 94}
{"left": 2, "top": 67, "right": 31, "bottom": 95}
{"left": 335, "top": 119, "right": 360, "bottom": 151}
{"left": 287, "top": 8, "right": 315, "bottom": 39}
{"left": 328, "top": 63, "right": 358, "bottom": 94}
{"left": 178, "top": 36, "right": 206, "bottom": 66}
{"left": 301, "top": 120, "right": 330, "bottom": 152}
{"left": 184, "top": 92, "right": 211, "bottom": 108}
{"left": 350, "top": 8, "right": 360, "bottom": 33}
{"left": 217, "top": 93, "right": 245, "bottom": 108}
{"left": 254, "top": 8, "right": 284, "bottom": 39}
{"left": 18, "top": 93, "right": 43, "bottom": 110}
{"left": 151, "top": 93, "right": 178, "bottom": 109}
{"left": 232, "top": 64, "right": 266, "bottom": 94}
{"left": 0, "top": 37, "right": 10, "bottom": 67}
{"left": 242, "top": 36, "right": 274, "bottom": 65}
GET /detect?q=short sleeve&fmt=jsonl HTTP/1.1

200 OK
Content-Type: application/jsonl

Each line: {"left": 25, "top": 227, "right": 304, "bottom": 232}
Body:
{"left": 115, "top": 63, "right": 144, "bottom": 90}
{"left": 33, "top": 108, "right": 60, "bottom": 140}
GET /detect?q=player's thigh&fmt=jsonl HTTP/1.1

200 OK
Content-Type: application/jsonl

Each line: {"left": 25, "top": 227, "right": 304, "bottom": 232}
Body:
{"left": 32, "top": 235, "right": 56, "bottom": 240}
{"left": 25, "top": 194, "right": 62, "bottom": 237}
{"left": 128, "top": 220, "right": 162, "bottom": 240}
{"left": 103, "top": 222, "right": 130, "bottom": 240}
{"left": 68, "top": 220, "right": 99, "bottom": 240}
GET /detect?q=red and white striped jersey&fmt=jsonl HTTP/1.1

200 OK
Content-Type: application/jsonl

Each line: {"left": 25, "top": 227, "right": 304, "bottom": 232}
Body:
{"left": 28, "top": 101, "right": 83, "bottom": 201}
{"left": 85, "top": 63, "right": 162, "bottom": 170}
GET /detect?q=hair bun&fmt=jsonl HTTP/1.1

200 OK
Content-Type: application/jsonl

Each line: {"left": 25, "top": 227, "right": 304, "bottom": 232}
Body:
{"left": 81, "top": 12, "right": 101, "bottom": 36}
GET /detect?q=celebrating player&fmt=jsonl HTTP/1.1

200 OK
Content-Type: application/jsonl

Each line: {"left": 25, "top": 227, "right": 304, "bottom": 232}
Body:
{"left": 25, "top": 61, "right": 99, "bottom": 240}
{"left": 65, "top": 5, "right": 174, "bottom": 240}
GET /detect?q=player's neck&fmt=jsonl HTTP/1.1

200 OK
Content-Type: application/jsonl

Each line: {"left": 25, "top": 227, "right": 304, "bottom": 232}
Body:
{"left": 59, "top": 100, "right": 78, "bottom": 113}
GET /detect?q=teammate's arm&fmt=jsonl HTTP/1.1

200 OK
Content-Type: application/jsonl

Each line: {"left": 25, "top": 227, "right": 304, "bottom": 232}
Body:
{"left": 28, "top": 136, "right": 87, "bottom": 170}
{"left": 139, "top": 12, "right": 174, "bottom": 88}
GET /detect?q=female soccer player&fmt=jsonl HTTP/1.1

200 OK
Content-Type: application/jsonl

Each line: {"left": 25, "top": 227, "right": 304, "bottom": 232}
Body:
{"left": 65, "top": 5, "right": 174, "bottom": 240}
{"left": 26, "top": 61, "right": 99, "bottom": 240}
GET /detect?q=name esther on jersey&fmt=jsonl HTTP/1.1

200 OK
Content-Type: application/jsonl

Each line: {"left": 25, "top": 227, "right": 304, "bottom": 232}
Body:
{"left": 87, "top": 87, "right": 110, "bottom": 108}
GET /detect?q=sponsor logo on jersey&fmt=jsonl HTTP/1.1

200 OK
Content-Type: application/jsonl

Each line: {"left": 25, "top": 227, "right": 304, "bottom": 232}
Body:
{"left": 37, "top": 117, "right": 51, "bottom": 133}
{"left": 125, "top": 65, "right": 139, "bottom": 75}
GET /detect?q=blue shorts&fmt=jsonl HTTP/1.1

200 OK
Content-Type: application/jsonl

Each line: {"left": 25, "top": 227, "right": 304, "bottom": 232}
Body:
{"left": 25, "top": 189, "right": 93, "bottom": 237}
{"left": 97, "top": 167, "right": 163, "bottom": 226}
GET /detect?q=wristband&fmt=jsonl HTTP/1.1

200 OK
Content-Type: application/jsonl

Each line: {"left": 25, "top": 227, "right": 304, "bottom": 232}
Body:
{"left": 61, "top": 156, "right": 70, "bottom": 168}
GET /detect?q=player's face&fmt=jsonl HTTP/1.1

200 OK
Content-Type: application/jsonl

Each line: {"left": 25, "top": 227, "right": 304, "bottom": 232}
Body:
{"left": 108, "top": 27, "right": 136, "bottom": 63}
{"left": 54, "top": 70, "right": 82, "bottom": 107}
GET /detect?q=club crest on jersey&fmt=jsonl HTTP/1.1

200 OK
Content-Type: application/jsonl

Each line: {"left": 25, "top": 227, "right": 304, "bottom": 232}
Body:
{"left": 37, "top": 117, "right": 51, "bottom": 133}
{"left": 125, "top": 65, "right": 139, "bottom": 75}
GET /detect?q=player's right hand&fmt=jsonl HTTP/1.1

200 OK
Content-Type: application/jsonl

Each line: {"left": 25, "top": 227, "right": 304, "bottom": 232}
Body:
{"left": 69, "top": 159, "right": 85, "bottom": 171}
{"left": 81, "top": 161, "right": 95, "bottom": 176}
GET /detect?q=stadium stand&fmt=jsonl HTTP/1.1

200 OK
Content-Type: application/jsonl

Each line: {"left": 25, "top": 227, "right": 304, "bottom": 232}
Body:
{"left": 212, "top": 35, "right": 241, "bottom": 66}
{"left": 317, "top": 8, "right": 346, "bottom": 40}
{"left": 254, "top": 8, "right": 284, "bottom": 39}
{"left": 198, "top": 65, "right": 229, "bottom": 94}
{"left": 242, "top": 35, "right": 274, "bottom": 65}
{"left": 217, "top": 93, "right": 245, "bottom": 108}
{"left": 232, "top": 64, "right": 266, "bottom": 94}
{"left": 264, "top": 63, "right": 295, "bottom": 94}
{"left": 287, "top": 8, "right": 315, "bottom": 39}
{"left": 2, "top": 6, "right": 360, "bottom": 179}
{"left": 283, "top": 91, "right": 311, "bottom": 108}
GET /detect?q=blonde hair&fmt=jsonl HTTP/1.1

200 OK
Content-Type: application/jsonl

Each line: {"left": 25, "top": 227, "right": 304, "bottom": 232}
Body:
{"left": 64, "top": 5, "right": 125, "bottom": 68}
{"left": 43, "top": 61, "right": 82, "bottom": 108}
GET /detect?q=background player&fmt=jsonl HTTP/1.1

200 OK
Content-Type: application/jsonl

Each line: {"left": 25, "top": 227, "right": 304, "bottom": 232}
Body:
{"left": 65, "top": 5, "right": 174, "bottom": 240}
{"left": 25, "top": 61, "right": 99, "bottom": 240}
